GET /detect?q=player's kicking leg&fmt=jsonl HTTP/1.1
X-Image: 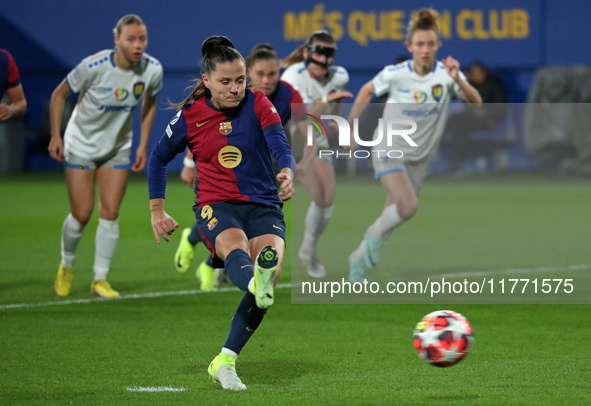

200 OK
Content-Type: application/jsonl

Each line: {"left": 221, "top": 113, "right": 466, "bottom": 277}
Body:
{"left": 208, "top": 351, "right": 246, "bottom": 390}
{"left": 249, "top": 246, "right": 278, "bottom": 309}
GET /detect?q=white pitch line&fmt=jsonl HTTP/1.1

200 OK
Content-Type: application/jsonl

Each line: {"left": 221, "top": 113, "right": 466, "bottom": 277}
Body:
{"left": 2, "top": 264, "right": 589, "bottom": 310}
{"left": 126, "top": 386, "right": 186, "bottom": 392}
{"left": 0, "top": 283, "right": 293, "bottom": 310}
{"left": 434, "top": 264, "right": 591, "bottom": 279}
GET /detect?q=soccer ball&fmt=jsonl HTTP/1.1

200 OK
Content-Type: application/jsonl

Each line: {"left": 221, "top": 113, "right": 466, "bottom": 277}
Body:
{"left": 413, "top": 310, "right": 474, "bottom": 367}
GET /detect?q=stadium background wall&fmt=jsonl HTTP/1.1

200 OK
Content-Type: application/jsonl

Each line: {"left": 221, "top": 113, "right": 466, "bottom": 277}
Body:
{"left": 1, "top": 0, "right": 590, "bottom": 172}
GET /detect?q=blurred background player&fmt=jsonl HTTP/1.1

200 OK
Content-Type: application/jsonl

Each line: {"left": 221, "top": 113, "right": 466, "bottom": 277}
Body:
{"left": 356, "top": 55, "right": 409, "bottom": 144}
{"left": 281, "top": 30, "right": 353, "bottom": 278}
{"left": 48, "top": 14, "right": 163, "bottom": 297}
{"left": 0, "top": 49, "right": 27, "bottom": 120}
{"left": 148, "top": 36, "right": 294, "bottom": 390}
{"left": 346, "top": 8, "right": 482, "bottom": 282}
{"left": 174, "top": 43, "right": 313, "bottom": 291}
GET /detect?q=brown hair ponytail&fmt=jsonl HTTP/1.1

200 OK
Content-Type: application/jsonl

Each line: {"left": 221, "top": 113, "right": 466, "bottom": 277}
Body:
{"left": 169, "top": 36, "right": 245, "bottom": 110}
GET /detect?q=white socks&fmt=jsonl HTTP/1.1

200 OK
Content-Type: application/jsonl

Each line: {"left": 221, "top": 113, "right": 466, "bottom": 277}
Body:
{"left": 222, "top": 348, "right": 239, "bottom": 359}
{"left": 301, "top": 202, "right": 334, "bottom": 252}
{"left": 61, "top": 213, "right": 86, "bottom": 267}
{"left": 368, "top": 204, "right": 403, "bottom": 241}
{"left": 60, "top": 214, "right": 119, "bottom": 280}
{"left": 351, "top": 204, "right": 403, "bottom": 261}
{"left": 93, "top": 218, "right": 119, "bottom": 281}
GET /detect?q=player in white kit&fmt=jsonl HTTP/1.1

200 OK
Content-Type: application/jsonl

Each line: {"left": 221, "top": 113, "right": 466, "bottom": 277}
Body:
{"left": 48, "top": 14, "right": 163, "bottom": 297}
{"left": 346, "top": 8, "right": 482, "bottom": 282}
{"left": 281, "top": 30, "right": 353, "bottom": 278}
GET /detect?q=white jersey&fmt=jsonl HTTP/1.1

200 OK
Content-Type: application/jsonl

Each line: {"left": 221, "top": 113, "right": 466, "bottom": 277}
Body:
{"left": 64, "top": 49, "right": 163, "bottom": 159}
{"left": 281, "top": 61, "right": 348, "bottom": 115}
{"left": 281, "top": 61, "right": 348, "bottom": 149}
{"left": 372, "top": 60, "right": 465, "bottom": 161}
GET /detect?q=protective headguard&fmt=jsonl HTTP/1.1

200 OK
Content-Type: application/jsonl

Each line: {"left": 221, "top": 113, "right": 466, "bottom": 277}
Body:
{"left": 305, "top": 43, "right": 337, "bottom": 69}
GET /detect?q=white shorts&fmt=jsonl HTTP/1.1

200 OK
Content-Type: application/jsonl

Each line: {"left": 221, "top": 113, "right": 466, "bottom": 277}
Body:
{"left": 64, "top": 148, "right": 131, "bottom": 170}
{"left": 372, "top": 155, "right": 432, "bottom": 195}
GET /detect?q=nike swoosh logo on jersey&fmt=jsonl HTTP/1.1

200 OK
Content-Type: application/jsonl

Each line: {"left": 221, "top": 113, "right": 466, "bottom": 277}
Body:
{"left": 195, "top": 120, "right": 211, "bottom": 127}
{"left": 273, "top": 224, "right": 284, "bottom": 231}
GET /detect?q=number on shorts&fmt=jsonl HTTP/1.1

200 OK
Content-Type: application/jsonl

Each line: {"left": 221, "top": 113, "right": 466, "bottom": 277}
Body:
{"left": 201, "top": 205, "right": 213, "bottom": 221}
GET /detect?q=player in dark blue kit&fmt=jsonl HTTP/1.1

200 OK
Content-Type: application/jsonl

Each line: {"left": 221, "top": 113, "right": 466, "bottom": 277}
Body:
{"left": 148, "top": 36, "right": 294, "bottom": 390}
{"left": 175, "top": 43, "right": 313, "bottom": 291}
{"left": 0, "top": 49, "right": 27, "bottom": 120}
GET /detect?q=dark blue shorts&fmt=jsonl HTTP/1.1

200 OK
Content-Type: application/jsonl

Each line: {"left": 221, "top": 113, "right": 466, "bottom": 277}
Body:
{"left": 194, "top": 201, "right": 286, "bottom": 265}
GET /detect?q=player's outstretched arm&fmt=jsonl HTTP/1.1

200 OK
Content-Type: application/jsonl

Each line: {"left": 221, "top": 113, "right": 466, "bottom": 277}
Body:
{"left": 147, "top": 135, "right": 186, "bottom": 243}
{"left": 442, "top": 56, "right": 482, "bottom": 105}
{"left": 307, "top": 90, "right": 354, "bottom": 118}
{"left": 48, "top": 80, "right": 71, "bottom": 162}
{"left": 277, "top": 168, "right": 294, "bottom": 202}
{"left": 150, "top": 198, "right": 179, "bottom": 243}
{"left": 133, "top": 94, "right": 158, "bottom": 172}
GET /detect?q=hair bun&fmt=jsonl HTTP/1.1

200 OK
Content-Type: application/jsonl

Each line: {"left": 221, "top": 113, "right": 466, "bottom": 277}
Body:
{"left": 417, "top": 8, "right": 439, "bottom": 25}
{"left": 251, "top": 43, "right": 274, "bottom": 53}
{"left": 201, "top": 36, "right": 235, "bottom": 57}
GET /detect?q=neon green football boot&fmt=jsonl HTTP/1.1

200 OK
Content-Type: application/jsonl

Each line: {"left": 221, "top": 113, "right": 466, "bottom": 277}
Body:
{"left": 197, "top": 261, "right": 215, "bottom": 291}
{"left": 208, "top": 353, "right": 246, "bottom": 390}
{"left": 174, "top": 228, "right": 195, "bottom": 273}
{"left": 249, "top": 246, "right": 278, "bottom": 309}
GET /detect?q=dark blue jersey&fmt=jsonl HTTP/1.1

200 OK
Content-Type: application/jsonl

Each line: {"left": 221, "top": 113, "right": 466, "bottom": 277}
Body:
{"left": 0, "top": 49, "right": 20, "bottom": 100}
{"left": 148, "top": 89, "right": 293, "bottom": 209}
{"left": 267, "top": 80, "right": 304, "bottom": 125}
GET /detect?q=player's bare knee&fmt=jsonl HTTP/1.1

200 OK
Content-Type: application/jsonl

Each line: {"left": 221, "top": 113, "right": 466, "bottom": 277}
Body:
{"left": 317, "top": 197, "right": 333, "bottom": 208}
{"left": 226, "top": 241, "right": 249, "bottom": 255}
{"left": 313, "top": 190, "right": 333, "bottom": 208}
{"left": 398, "top": 201, "right": 418, "bottom": 220}
{"left": 71, "top": 210, "right": 92, "bottom": 225}
{"left": 99, "top": 209, "right": 119, "bottom": 221}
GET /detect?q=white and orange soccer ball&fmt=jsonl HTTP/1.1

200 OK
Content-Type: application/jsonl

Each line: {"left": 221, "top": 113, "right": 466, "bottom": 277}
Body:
{"left": 413, "top": 310, "right": 474, "bottom": 367}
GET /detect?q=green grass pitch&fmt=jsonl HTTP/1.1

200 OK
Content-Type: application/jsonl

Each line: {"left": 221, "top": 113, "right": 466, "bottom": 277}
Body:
{"left": 0, "top": 172, "right": 589, "bottom": 405}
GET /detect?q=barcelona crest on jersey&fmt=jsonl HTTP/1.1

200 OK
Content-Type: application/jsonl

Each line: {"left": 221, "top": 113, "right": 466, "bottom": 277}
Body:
{"left": 219, "top": 122, "right": 233, "bottom": 135}
{"left": 207, "top": 217, "right": 218, "bottom": 230}
{"left": 133, "top": 82, "right": 145, "bottom": 100}
{"left": 431, "top": 84, "right": 443, "bottom": 102}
